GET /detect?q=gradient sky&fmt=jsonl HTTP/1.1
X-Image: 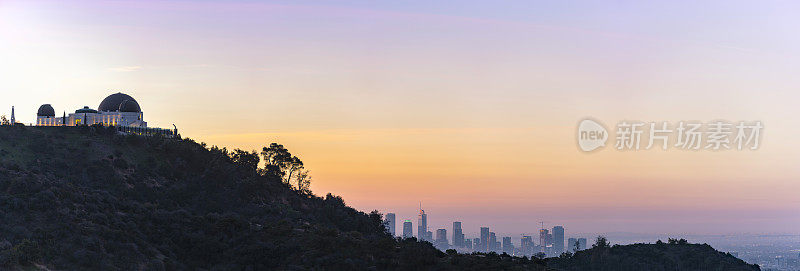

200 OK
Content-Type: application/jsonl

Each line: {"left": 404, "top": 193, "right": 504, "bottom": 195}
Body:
{"left": 1, "top": 0, "right": 799, "bottom": 237}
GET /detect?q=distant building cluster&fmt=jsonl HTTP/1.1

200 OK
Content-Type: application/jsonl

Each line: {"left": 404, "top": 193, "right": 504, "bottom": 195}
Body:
{"left": 385, "top": 206, "right": 589, "bottom": 258}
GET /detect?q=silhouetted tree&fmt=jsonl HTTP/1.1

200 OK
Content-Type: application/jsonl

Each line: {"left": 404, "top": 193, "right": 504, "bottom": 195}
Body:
{"left": 296, "top": 169, "right": 312, "bottom": 194}
{"left": 593, "top": 236, "right": 610, "bottom": 249}
{"left": 230, "top": 149, "right": 259, "bottom": 172}
{"left": 284, "top": 156, "right": 303, "bottom": 184}
{"left": 260, "top": 143, "right": 291, "bottom": 179}
{"left": 260, "top": 143, "right": 310, "bottom": 191}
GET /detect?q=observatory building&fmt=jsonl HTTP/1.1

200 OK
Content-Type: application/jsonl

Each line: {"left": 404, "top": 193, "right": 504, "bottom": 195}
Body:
{"left": 36, "top": 93, "right": 147, "bottom": 127}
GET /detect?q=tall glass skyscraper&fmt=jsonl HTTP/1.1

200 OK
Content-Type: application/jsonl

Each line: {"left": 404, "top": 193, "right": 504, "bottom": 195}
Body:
{"left": 480, "top": 227, "right": 490, "bottom": 252}
{"left": 539, "top": 228, "right": 550, "bottom": 251}
{"left": 502, "top": 236, "right": 513, "bottom": 254}
{"left": 417, "top": 206, "right": 427, "bottom": 241}
{"left": 435, "top": 229, "right": 448, "bottom": 249}
{"left": 385, "top": 213, "right": 396, "bottom": 237}
{"left": 568, "top": 238, "right": 578, "bottom": 252}
{"left": 489, "top": 232, "right": 497, "bottom": 252}
{"left": 552, "top": 226, "right": 565, "bottom": 254}
{"left": 402, "top": 220, "right": 413, "bottom": 239}
{"left": 452, "top": 221, "right": 463, "bottom": 247}
{"left": 521, "top": 235, "right": 534, "bottom": 255}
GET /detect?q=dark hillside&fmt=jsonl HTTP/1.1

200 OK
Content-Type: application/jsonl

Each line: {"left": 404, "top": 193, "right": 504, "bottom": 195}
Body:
{"left": 547, "top": 238, "right": 760, "bottom": 271}
{"left": 0, "top": 125, "right": 547, "bottom": 270}
{"left": 0, "top": 126, "right": 759, "bottom": 270}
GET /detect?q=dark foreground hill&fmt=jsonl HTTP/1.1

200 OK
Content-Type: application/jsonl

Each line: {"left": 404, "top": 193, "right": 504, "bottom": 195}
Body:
{"left": 0, "top": 126, "right": 758, "bottom": 270}
{"left": 0, "top": 125, "right": 547, "bottom": 270}
{"left": 547, "top": 238, "right": 760, "bottom": 271}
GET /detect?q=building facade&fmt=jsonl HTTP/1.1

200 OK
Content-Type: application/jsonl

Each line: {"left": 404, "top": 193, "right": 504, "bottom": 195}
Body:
{"left": 36, "top": 93, "right": 146, "bottom": 127}
{"left": 489, "top": 232, "right": 498, "bottom": 252}
{"left": 480, "top": 227, "right": 490, "bottom": 252}
{"left": 502, "top": 236, "right": 513, "bottom": 254}
{"left": 552, "top": 226, "right": 565, "bottom": 254}
{"left": 568, "top": 238, "right": 579, "bottom": 252}
{"left": 417, "top": 207, "right": 427, "bottom": 241}
{"left": 577, "top": 238, "right": 587, "bottom": 251}
{"left": 434, "top": 229, "right": 448, "bottom": 250}
{"left": 385, "top": 213, "right": 396, "bottom": 237}
{"left": 539, "top": 228, "right": 551, "bottom": 251}
{"left": 521, "top": 235, "right": 534, "bottom": 256}
{"left": 452, "top": 221, "right": 464, "bottom": 248}
{"left": 402, "top": 220, "right": 413, "bottom": 239}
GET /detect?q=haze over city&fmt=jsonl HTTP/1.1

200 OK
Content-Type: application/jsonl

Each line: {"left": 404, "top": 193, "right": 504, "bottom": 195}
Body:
{"left": 2, "top": 0, "right": 799, "bottom": 238}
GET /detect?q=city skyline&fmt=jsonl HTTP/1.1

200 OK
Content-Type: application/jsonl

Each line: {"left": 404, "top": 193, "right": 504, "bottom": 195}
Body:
{"left": 1, "top": 0, "right": 799, "bottom": 235}
{"left": 388, "top": 204, "right": 575, "bottom": 257}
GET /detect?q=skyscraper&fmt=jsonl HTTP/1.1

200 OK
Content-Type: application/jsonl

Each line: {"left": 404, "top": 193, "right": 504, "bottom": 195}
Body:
{"left": 489, "top": 232, "right": 497, "bottom": 252}
{"left": 386, "top": 213, "right": 396, "bottom": 237}
{"left": 502, "top": 236, "right": 513, "bottom": 254}
{"left": 465, "top": 239, "right": 473, "bottom": 250}
{"left": 10, "top": 106, "right": 15, "bottom": 124}
{"left": 473, "top": 238, "right": 481, "bottom": 251}
{"left": 402, "top": 220, "right": 413, "bottom": 239}
{"left": 568, "top": 238, "right": 578, "bottom": 252}
{"left": 417, "top": 204, "right": 427, "bottom": 241}
{"left": 521, "top": 236, "right": 534, "bottom": 256}
{"left": 435, "top": 228, "right": 448, "bottom": 250}
{"left": 539, "top": 228, "right": 550, "bottom": 251}
{"left": 552, "top": 226, "right": 565, "bottom": 254}
{"left": 479, "top": 227, "right": 490, "bottom": 252}
{"left": 577, "top": 238, "right": 587, "bottom": 251}
{"left": 452, "top": 221, "right": 464, "bottom": 248}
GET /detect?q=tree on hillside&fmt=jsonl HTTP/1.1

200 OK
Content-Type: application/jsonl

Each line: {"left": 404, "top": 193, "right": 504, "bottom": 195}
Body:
{"left": 668, "top": 238, "right": 688, "bottom": 245}
{"left": 296, "top": 169, "right": 312, "bottom": 194}
{"left": 260, "top": 143, "right": 311, "bottom": 192}
{"left": 593, "top": 236, "right": 609, "bottom": 249}
{"left": 283, "top": 156, "right": 304, "bottom": 184}
{"left": 230, "top": 149, "right": 260, "bottom": 172}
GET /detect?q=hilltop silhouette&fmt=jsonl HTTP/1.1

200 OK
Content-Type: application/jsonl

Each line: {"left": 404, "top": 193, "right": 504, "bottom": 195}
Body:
{"left": 0, "top": 125, "right": 549, "bottom": 270}
{"left": 0, "top": 125, "right": 758, "bottom": 270}
{"left": 548, "top": 237, "right": 759, "bottom": 270}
